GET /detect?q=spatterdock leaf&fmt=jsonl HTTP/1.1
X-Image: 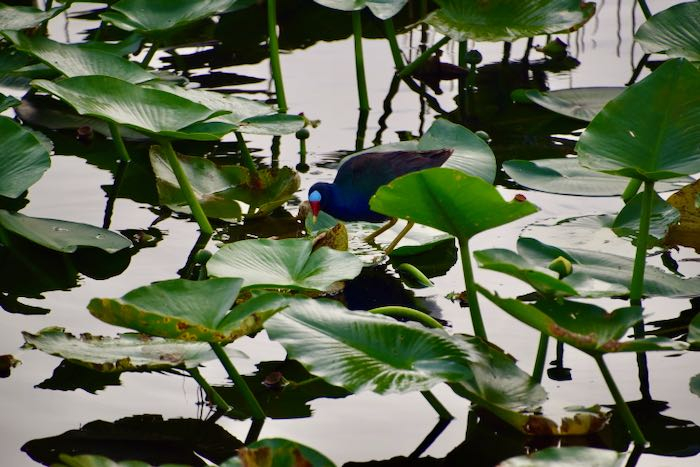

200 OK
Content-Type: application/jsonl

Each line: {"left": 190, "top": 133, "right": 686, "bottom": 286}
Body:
{"left": 0, "top": 210, "right": 131, "bottom": 253}
{"left": 22, "top": 327, "right": 234, "bottom": 372}
{"left": 88, "top": 278, "right": 288, "bottom": 343}
{"left": 0, "top": 4, "right": 65, "bottom": 31}
{"left": 517, "top": 87, "right": 624, "bottom": 122}
{"left": 665, "top": 179, "right": 700, "bottom": 251}
{"left": 371, "top": 168, "right": 538, "bottom": 239}
{"left": 0, "top": 116, "right": 50, "bottom": 198}
{"left": 635, "top": 2, "right": 700, "bottom": 62}
{"left": 207, "top": 238, "right": 363, "bottom": 292}
{"left": 576, "top": 59, "right": 700, "bottom": 181}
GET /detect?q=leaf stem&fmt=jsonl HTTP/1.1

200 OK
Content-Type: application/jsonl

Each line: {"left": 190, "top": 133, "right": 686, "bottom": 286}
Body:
{"left": 368, "top": 306, "right": 443, "bottom": 329}
{"left": 267, "top": 0, "right": 287, "bottom": 112}
{"left": 531, "top": 333, "right": 549, "bottom": 383}
{"left": 352, "top": 11, "right": 370, "bottom": 112}
{"left": 629, "top": 181, "right": 654, "bottom": 306}
{"left": 421, "top": 390, "right": 453, "bottom": 420}
{"left": 235, "top": 131, "right": 258, "bottom": 176}
{"left": 159, "top": 139, "right": 213, "bottom": 235}
{"left": 636, "top": 0, "right": 652, "bottom": 19}
{"left": 140, "top": 41, "right": 159, "bottom": 68}
{"left": 594, "top": 354, "right": 646, "bottom": 445}
{"left": 188, "top": 367, "right": 231, "bottom": 412}
{"left": 209, "top": 342, "right": 266, "bottom": 420}
{"left": 459, "top": 237, "right": 487, "bottom": 340}
{"left": 398, "top": 36, "right": 450, "bottom": 78}
{"left": 108, "top": 122, "right": 131, "bottom": 163}
{"left": 621, "top": 178, "right": 642, "bottom": 203}
{"left": 384, "top": 19, "right": 404, "bottom": 71}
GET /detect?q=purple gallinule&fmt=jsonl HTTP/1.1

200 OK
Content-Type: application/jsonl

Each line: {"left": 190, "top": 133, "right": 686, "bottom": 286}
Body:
{"left": 308, "top": 148, "right": 453, "bottom": 253}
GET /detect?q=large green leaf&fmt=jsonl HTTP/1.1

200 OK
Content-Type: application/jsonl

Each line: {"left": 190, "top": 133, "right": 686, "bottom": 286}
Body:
{"left": 100, "top": 0, "right": 247, "bottom": 35}
{"left": 635, "top": 2, "right": 700, "bottom": 62}
{"left": 207, "top": 238, "right": 363, "bottom": 292}
{"left": 264, "top": 297, "right": 482, "bottom": 394}
{"left": 500, "top": 447, "right": 627, "bottom": 467}
{"left": 0, "top": 4, "right": 65, "bottom": 31}
{"left": 503, "top": 158, "right": 691, "bottom": 196}
{"left": 31, "top": 76, "right": 234, "bottom": 141}
{"left": 221, "top": 438, "right": 335, "bottom": 467}
{"left": 418, "top": 118, "right": 496, "bottom": 183}
{"left": 312, "top": 0, "right": 408, "bottom": 20}
{"left": 478, "top": 287, "right": 689, "bottom": 354}
{"left": 576, "top": 59, "right": 700, "bottom": 181}
{"left": 424, "top": 0, "right": 595, "bottom": 42}
{"left": 88, "top": 278, "right": 289, "bottom": 343}
{"left": 0, "top": 116, "right": 50, "bottom": 198}
{"left": 370, "top": 167, "right": 538, "bottom": 239}
{"left": 0, "top": 210, "right": 131, "bottom": 253}
{"left": 612, "top": 191, "right": 680, "bottom": 245}
{"left": 517, "top": 87, "right": 624, "bottom": 122}
{"left": 22, "top": 327, "right": 237, "bottom": 372}
{"left": 3, "top": 31, "right": 154, "bottom": 84}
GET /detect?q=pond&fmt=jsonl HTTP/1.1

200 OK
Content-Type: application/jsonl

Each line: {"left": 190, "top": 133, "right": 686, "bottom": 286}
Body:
{"left": 1, "top": 1, "right": 699, "bottom": 466}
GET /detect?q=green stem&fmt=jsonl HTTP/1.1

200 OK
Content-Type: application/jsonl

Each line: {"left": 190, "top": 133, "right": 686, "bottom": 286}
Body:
{"left": 636, "top": 0, "right": 652, "bottom": 19}
{"left": 108, "top": 122, "right": 131, "bottom": 163}
{"left": 421, "top": 390, "right": 453, "bottom": 420}
{"left": 595, "top": 355, "right": 646, "bottom": 445}
{"left": 532, "top": 333, "right": 549, "bottom": 383}
{"left": 627, "top": 54, "right": 650, "bottom": 86}
{"left": 235, "top": 132, "right": 258, "bottom": 176}
{"left": 352, "top": 11, "right": 370, "bottom": 112}
{"left": 384, "top": 19, "right": 404, "bottom": 71}
{"left": 210, "top": 342, "right": 266, "bottom": 420}
{"left": 159, "top": 140, "right": 213, "bottom": 235}
{"left": 188, "top": 367, "right": 231, "bottom": 412}
{"left": 398, "top": 36, "right": 450, "bottom": 78}
{"left": 267, "top": 0, "right": 287, "bottom": 112}
{"left": 459, "top": 237, "right": 487, "bottom": 340}
{"left": 369, "top": 306, "right": 443, "bottom": 329}
{"left": 629, "top": 181, "right": 654, "bottom": 307}
{"left": 621, "top": 178, "right": 643, "bottom": 203}
{"left": 140, "top": 41, "right": 159, "bottom": 68}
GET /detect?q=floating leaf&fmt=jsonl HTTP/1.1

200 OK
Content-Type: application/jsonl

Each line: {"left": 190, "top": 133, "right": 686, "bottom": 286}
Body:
{"left": 32, "top": 76, "right": 234, "bottom": 140}
{"left": 665, "top": 179, "right": 700, "bottom": 251}
{"left": 635, "top": 2, "right": 700, "bottom": 62}
{"left": 612, "top": 191, "right": 680, "bottom": 245}
{"left": 0, "top": 210, "right": 131, "bottom": 253}
{"left": 371, "top": 168, "right": 538, "bottom": 239}
{"left": 0, "top": 116, "right": 50, "bottom": 198}
{"left": 312, "top": 0, "right": 408, "bottom": 20}
{"left": 576, "top": 59, "right": 700, "bottom": 181}
{"left": 389, "top": 235, "right": 458, "bottom": 278}
{"left": 500, "top": 446, "right": 627, "bottom": 467}
{"left": 425, "top": 0, "right": 595, "bottom": 42}
{"left": 0, "top": 4, "right": 65, "bottom": 31}
{"left": 3, "top": 31, "right": 154, "bottom": 84}
{"left": 22, "top": 327, "right": 234, "bottom": 372}
{"left": 88, "top": 278, "right": 288, "bottom": 343}
{"left": 221, "top": 438, "right": 335, "bottom": 467}
{"left": 207, "top": 238, "right": 363, "bottom": 292}
{"left": 517, "top": 87, "right": 624, "bottom": 122}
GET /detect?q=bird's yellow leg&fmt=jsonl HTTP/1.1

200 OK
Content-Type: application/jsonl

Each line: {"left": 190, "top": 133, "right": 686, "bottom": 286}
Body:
{"left": 384, "top": 221, "right": 414, "bottom": 254}
{"left": 364, "top": 217, "right": 397, "bottom": 243}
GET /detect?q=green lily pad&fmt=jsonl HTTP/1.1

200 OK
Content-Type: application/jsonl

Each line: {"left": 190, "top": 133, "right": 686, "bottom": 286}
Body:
{"left": 612, "top": 191, "right": 680, "bottom": 245}
{"left": 88, "top": 278, "right": 289, "bottom": 343}
{"left": 0, "top": 116, "right": 50, "bottom": 198}
{"left": 665, "top": 178, "right": 700, "bottom": 251}
{"left": 3, "top": 31, "right": 155, "bottom": 84}
{"left": 503, "top": 158, "right": 691, "bottom": 196}
{"left": 478, "top": 287, "right": 689, "bottom": 354}
{"left": 312, "top": 0, "right": 408, "bottom": 20}
{"left": 500, "top": 446, "right": 627, "bottom": 467}
{"left": 264, "top": 297, "right": 482, "bottom": 394}
{"left": 221, "top": 438, "right": 335, "bottom": 467}
{"left": 0, "top": 4, "right": 65, "bottom": 31}
{"left": 207, "top": 238, "right": 363, "bottom": 292}
{"left": 22, "top": 327, "right": 238, "bottom": 372}
{"left": 0, "top": 210, "right": 131, "bottom": 253}
{"left": 424, "top": 0, "right": 595, "bottom": 42}
{"left": 235, "top": 113, "right": 305, "bottom": 136}
{"left": 31, "top": 76, "right": 234, "bottom": 141}
{"left": 517, "top": 87, "right": 624, "bottom": 122}
{"left": 371, "top": 167, "right": 538, "bottom": 240}
{"left": 100, "top": 0, "right": 247, "bottom": 35}
{"left": 0, "top": 92, "right": 20, "bottom": 112}
{"left": 635, "top": 2, "right": 700, "bottom": 62}
{"left": 576, "top": 58, "right": 700, "bottom": 181}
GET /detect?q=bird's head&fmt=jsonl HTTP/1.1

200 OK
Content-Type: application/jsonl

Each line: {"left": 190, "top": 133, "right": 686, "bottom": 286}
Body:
{"left": 308, "top": 182, "right": 333, "bottom": 222}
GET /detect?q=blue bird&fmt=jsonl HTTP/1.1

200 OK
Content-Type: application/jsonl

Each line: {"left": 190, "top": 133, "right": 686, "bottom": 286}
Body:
{"left": 308, "top": 148, "right": 453, "bottom": 252}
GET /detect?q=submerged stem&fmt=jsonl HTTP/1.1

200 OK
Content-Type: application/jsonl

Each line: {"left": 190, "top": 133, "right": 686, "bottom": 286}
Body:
{"left": 188, "top": 367, "right": 231, "bottom": 412}
{"left": 352, "top": 11, "right": 370, "bottom": 112}
{"left": 531, "top": 333, "right": 549, "bottom": 383}
{"left": 459, "top": 238, "right": 487, "bottom": 340}
{"left": 159, "top": 139, "right": 213, "bottom": 235}
{"left": 369, "top": 306, "right": 443, "bottom": 329}
{"left": 595, "top": 355, "right": 647, "bottom": 445}
{"left": 398, "top": 36, "right": 450, "bottom": 78}
{"left": 267, "top": 0, "right": 287, "bottom": 112}
{"left": 210, "top": 342, "right": 266, "bottom": 420}
{"left": 108, "top": 122, "right": 131, "bottom": 163}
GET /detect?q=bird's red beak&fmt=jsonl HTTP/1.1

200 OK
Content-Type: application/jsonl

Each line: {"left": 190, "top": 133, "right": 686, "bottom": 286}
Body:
{"left": 309, "top": 190, "right": 322, "bottom": 223}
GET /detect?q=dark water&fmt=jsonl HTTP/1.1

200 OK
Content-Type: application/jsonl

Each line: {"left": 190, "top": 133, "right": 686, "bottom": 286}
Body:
{"left": 1, "top": 1, "right": 698, "bottom": 465}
